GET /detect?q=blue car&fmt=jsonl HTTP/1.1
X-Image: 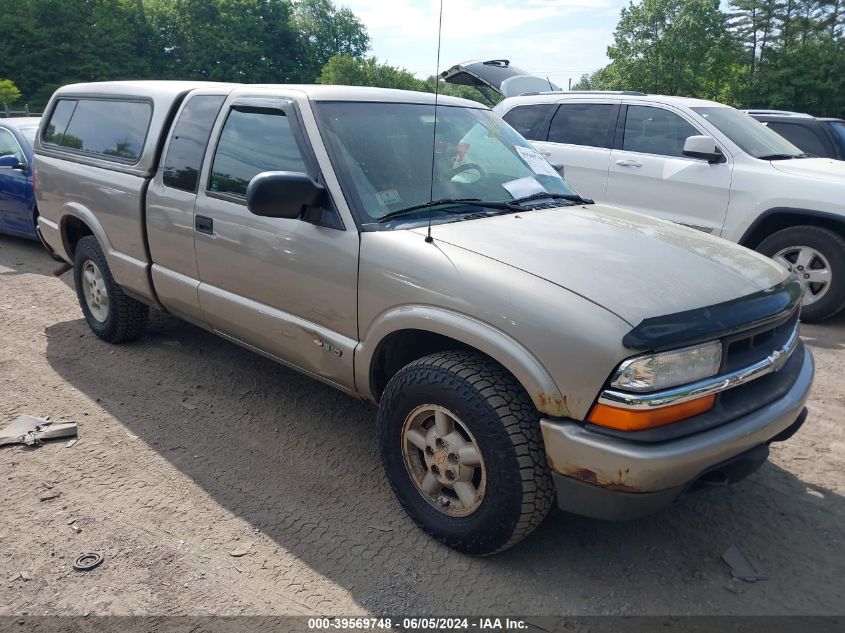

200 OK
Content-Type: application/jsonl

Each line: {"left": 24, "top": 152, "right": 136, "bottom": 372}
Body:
{"left": 0, "top": 117, "right": 57, "bottom": 255}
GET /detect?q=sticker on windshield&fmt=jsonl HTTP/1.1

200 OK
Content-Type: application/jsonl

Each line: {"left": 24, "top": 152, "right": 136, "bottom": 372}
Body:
{"left": 501, "top": 176, "right": 546, "bottom": 199}
{"left": 514, "top": 145, "right": 560, "bottom": 178}
{"left": 376, "top": 189, "right": 402, "bottom": 208}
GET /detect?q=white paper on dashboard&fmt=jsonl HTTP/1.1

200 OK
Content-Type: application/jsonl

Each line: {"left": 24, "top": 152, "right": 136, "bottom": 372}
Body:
{"left": 501, "top": 176, "right": 547, "bottom": 198}
{"left": 514, "top": 145, "right": 560, "bottom": 178}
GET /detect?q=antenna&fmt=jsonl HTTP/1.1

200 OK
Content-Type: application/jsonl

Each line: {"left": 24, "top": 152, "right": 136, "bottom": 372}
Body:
{"left": 425, "top": 0, "right": 444, "bottom": 244}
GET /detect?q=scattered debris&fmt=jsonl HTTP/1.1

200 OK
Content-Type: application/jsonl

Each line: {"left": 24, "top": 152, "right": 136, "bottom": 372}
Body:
{"left": 228, "top": 543, "right": 252, "bottom": 558}
{"left": 67, "top": 518, "right": 77, "bottom": 525}
{"left": 38, "top": 492, "right": 61, "bottom": 502}
{"left": 722, "top": 544, "right": 767, "bottom": 582}
{"left": 0, "top": 415, "right": 78, "bottom": 448}
{"left": 71, "top": 525, "right": 82, "bottom": 534}
{"left": 368, "top": 525, "right": 394, "bottom": 532}
{"left": 66, "top": 438, "right": 79, "bottom": 448}
{"left": 8, "top": 572, "right": 21, "bottom": 582}
{"left": 19, "top": 571, "right": 31, "bottom": 581}
{"left": 179, "top": 401, "right": 197, "bottom": 410}
{"left": 73, "top": 552, "right": 104, "bottom": 572}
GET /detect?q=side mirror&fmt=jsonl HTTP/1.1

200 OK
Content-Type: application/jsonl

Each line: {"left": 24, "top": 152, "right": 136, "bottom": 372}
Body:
{"left": 682, "top": 135, "right": 722, "bottom": 163}
{"left": 0, "top": 155, "right": 25, "bottom": 170}
{"left": 246, "top": 171, "right": 325, "bottom": 219}
{"left": 551, "top": 163, "right": 565, "bottom": 177}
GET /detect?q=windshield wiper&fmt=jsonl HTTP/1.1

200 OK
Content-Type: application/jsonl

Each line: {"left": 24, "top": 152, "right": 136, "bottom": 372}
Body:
{"left": 376, "top": 198, "right": 513, "bottom": 223}
{"left": 758, "top": 153, "right": 804, "bottom": 160}
{"left": 375, "top": 192, "right": 592, "bottom": 224}
{"left": 510, "top": 192, "right": 594, "bottom": 205}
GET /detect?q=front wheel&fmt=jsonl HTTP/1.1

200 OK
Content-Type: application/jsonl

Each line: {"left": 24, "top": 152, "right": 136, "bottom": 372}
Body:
{"left": 757, "top": 225, "right": 845, "bottom": 322}
{"left": 377, "top": 351, "right": 554, "bottom": 555}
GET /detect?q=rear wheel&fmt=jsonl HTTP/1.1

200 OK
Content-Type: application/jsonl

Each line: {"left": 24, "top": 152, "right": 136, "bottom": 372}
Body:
{"left": 73, "top": 235, "right": 148, "bottom": 343}
{"left": 757, "top": 225, "right": 845, "bottom": 322}
{"left": 377, "top": 351, "right": 554, "bottom": 555}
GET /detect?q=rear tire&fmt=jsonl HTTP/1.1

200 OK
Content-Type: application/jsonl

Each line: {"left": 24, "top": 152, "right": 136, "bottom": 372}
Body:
{"left": 377, "top": 351, "right": 554, "bottom": 555}
{"left": 757, "top": 225, "right": 845, "bottom": 322}
{"left": 73, "top": 235, "right": 148, "bottom": 343}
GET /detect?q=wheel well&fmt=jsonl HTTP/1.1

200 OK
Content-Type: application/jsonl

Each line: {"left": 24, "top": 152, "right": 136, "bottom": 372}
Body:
{"left": 741, "top": 210, "right": 845, "bottom": 249}
{"left": 62, "top": 216, "right": 94, "bottom": 257}
{"left": 371, "top": 329, "right": 500, "bottom": 402}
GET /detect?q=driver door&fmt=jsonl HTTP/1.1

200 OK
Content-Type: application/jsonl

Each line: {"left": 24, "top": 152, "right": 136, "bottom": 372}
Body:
{"left": 193, "top": 97, "right": 359, "bottom": 391}
{"left": 605, "top": 104, "right": 731, "bottom": 234}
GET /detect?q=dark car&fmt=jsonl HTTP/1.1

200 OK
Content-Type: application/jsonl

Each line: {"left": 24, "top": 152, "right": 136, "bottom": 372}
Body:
{"left": 745, "top": 110, "right": 845, "bottom": 160}
{"left": 0, "top": 117, "right": 57, "bottom": 254}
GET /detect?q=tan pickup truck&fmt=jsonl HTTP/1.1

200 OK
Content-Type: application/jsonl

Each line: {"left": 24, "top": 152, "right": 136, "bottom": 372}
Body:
{"left": 34, "top": 81, "right": 813, "bottom": 555}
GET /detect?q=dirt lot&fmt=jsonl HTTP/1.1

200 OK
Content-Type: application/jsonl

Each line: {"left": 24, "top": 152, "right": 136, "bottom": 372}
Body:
{"left": 1, "top": 235, "right": 844, "bottom": 617}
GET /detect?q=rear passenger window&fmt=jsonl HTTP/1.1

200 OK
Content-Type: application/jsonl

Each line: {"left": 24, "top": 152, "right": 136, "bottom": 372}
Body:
{"left": 765, "top": 122, "right": 827, "bottom": 157}
{"left": 501, "top": 104, "right": 553, "bottom": 141}
{"left": 43, "top": 99, "right": 77, "bottom": 145}
{"left": 209, "top": 108, "right": 308, "bottom": 198}
{"left": 622, "top": 106, "right": 699, "bottom": 157}
{"left": 43, "top": 98, "right": 151, "bottom": 163}
{"left": 548, "top": 103, "right": 615, "bottom": 148}
{"left": 163, "top": 95, "right": 226, "bottom": 193}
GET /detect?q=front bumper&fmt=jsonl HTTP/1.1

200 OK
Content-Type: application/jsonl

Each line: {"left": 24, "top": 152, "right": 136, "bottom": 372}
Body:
{"left": 540, "top": 344, "right": 814, "bottom": 521}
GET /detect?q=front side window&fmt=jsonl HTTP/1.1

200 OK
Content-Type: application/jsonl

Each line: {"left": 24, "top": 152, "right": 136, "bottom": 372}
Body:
{"left": 0, "top": 128, "right": 24, "bottom": 162}
{"left": 622, "top": 106, "right": 700, "bottom": 158}
{"left": 548, "top": 103, "right": 615, "bottom": 148}
{"left": 163, "top": 95, "right": 226, "bottom": 193}
{"left": 209, "top": 108, "right": 308, "bottom": 198}
{"left": 501, "top": 104, "right": 553, "bottom": 141}
{"left": 315, "top": 102, "right": 577, "bottom": 229}
{"left": 43, "top": 98, "right": 151, "bottom": 162}
{"left": 692, "top": 106, "right": 802, "bottom": 159}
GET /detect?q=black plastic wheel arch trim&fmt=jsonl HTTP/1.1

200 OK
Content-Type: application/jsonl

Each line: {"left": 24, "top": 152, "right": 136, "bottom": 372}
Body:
{"left": 623, "top": 273, "right": 803, "bottom": 351}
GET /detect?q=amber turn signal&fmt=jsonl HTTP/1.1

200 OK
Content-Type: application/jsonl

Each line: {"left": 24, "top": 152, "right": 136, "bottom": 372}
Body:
{"left": 587, "top": 394, "right": 716, "bottom": 431}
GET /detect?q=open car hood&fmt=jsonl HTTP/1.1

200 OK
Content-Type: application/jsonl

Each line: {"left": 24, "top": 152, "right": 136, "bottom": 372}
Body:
{"left": 441, "top": 59, "right": 560, "bottom": 98}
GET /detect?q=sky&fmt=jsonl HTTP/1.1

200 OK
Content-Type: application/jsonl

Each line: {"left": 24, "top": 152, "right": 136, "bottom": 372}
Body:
{"left": 339, "top": 0, "right": 630, "bottom": 88}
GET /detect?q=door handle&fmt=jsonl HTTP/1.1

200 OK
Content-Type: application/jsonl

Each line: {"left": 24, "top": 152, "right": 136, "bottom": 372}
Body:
{"left": 616, "top": 159, "right": 642, "bottom": 168}
{"left": 195, "top": 215, "right": 214, "bottom": 235}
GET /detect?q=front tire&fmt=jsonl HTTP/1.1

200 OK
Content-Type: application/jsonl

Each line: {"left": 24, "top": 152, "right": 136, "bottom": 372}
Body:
{"left": 377, "top": 351, "right": 554, "bottom": 555}
{"left": 73, "top": 235, "right": 148, "bottom": 343}
{"left": 757, "top": 225, "right": 845, "bottom": 322}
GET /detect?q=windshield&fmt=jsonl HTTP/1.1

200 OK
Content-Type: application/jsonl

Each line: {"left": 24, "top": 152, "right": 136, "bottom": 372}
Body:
{"left": 315, "top": 102, "right": 577, "bottom": 228}
{"left": 19, "top": 127, "right": 37, "bottom": 147}
{"left": 691, "top": 106, "right": 803, "bottom": 159}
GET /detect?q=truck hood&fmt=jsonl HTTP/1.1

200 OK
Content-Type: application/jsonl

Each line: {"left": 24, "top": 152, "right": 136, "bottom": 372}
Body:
{"left": 770, "top": 156, "right": 845, "bottom": 182}
{"left": 414, "top": 204, "right": 788, "bottom": 325}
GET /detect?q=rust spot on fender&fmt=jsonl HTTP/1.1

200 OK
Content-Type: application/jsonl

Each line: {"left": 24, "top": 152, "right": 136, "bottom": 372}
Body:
{"left": 536, "top": 392, "right": 570, "bottom": 417}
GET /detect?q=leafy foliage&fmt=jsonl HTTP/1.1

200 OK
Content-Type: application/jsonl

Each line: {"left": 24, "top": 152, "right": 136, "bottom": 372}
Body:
{"left": 0, "top": 79, "right": 21, "bottom": 105}
{"left": 0, "top": 0, "right": 369, "bottom": 108}
{"left": 587, "top": 0, "right": 844, "bottom": 116}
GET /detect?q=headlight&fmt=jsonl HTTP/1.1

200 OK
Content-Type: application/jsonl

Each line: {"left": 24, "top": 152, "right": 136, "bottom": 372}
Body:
{"left": 612, "top": 340, "right": 722, "bottom": 392}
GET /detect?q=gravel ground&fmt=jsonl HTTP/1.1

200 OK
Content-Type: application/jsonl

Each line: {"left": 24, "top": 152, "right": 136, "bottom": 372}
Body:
{"left": 1, "top": 236, "right": 843, "bottom": 617}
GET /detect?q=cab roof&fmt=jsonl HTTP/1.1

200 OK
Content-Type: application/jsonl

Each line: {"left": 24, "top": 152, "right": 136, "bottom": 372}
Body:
{"left": 50, "top": 81, "right": 486, "bottom": 109}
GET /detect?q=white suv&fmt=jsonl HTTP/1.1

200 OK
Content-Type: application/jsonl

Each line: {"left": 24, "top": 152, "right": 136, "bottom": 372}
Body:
{"left": 492, "top": 91, "right": 845, "bottom": 321}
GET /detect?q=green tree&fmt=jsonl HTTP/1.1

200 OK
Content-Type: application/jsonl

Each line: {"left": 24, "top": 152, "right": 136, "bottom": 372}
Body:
{"left": 147, "top": 0, "right": 307, "bottom": 83}
{"left": 318, "top": 55, "right": 426, "bottom": 90}
{"left": 292, "top": 0, "right": 370, "bottom": 80}
{"left": 0, "top": 79, "right": 21, "bottom": 105}
{"left": 603, "top": 0, "right": 743, "bottom": 98}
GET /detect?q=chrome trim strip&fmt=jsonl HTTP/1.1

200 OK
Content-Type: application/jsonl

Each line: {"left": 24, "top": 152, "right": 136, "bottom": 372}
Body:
{"left": 598, "top": 325, "right": 799, "bottom": 410}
